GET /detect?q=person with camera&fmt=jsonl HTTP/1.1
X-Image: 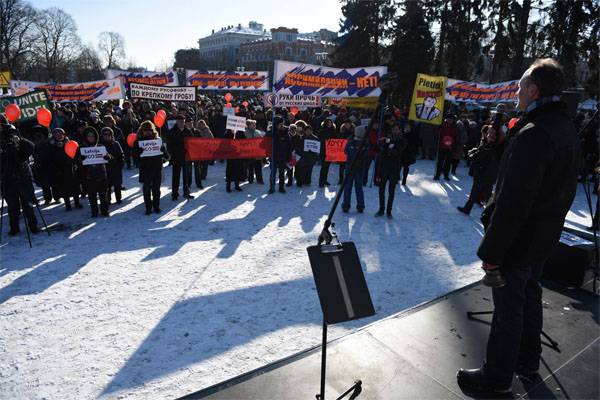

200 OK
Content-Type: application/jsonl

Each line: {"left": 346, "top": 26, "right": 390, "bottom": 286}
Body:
{"left": 457, "top": 59, "right": 581, "bottom": 394}
{"left": 374, "top": 123, "right": 406, "bottom": 218}
{"left": 457, "top": 123, "right": 506, "bottom": 215}
{"left": 0, "top": 121, "right": 39, "bottom": 235}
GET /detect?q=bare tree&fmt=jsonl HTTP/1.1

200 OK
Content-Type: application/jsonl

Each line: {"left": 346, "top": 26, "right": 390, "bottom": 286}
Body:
{"left": 98, "top": 31, "right": 125, "bottom": 69}
{"left": 0, "top": 0, "right": 38, "bottom": 77}
{"left": 73, "top": 43, "right": 104, "bottom": 81}
{"left": 32, "top": 7, "right": 80, "bottom": 81}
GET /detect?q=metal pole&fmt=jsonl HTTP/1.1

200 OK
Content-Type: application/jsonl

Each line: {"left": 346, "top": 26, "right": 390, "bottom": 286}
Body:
{"left": 318, "top": 320, "right": 328, "bottom": 400}
{"left": 269, "top": 94, "right": 277, "bottom": 192}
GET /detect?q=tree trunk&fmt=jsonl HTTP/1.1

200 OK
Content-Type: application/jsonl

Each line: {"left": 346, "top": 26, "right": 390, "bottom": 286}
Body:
{"left": 511, "top": 0, "right": 531, "bottom": 78}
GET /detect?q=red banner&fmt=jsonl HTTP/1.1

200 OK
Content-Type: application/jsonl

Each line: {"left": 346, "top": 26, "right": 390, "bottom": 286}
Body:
{"left": 325, "top": 139, "right": 347, "bottom": 162}
{"left": 185, "top": 137, "right": 272, "bottom": 161}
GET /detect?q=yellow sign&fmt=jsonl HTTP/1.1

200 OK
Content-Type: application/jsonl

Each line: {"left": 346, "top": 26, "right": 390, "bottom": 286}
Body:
{"left": 324, "top": 97, "right": 379, "bottom": 109}
{"left": 0, "top": 71, "right": 12, "bottom": 88}
{"left": 408, "top": 73, "right": 446, "bottom": 126}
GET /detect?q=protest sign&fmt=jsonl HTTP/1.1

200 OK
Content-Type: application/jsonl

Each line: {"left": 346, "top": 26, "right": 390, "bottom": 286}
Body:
{"left": 263, "top": 93, "right": 321, "bottom": 109}
{"left": 186, "top": 70, "right": 269, "bottom": 91}
{"left": 323, "top": 97, "right": 379, "bottom": 109}
{"left": 226, "top": 115, "right": 247, "bottom": 132}
{"left": 408, "top": 73, "right": 446, "bottom": 126}
{"left": 185, "top": 137, "right": 272, "bottom": 161}
{"left": 304, "top": 139, "right": 321, "bottom": 154}
{"left": 273, "top": 61, "right": 387, "bottom": 98}
{"left": 10, "top": 79, "right": 125, "bottom": 102}
{"left": 105, "top": 69, "right": 179, "bottom": 88}
{"left": 81, "top": 146, "right": 108, "bottom": 165}
{"left": 325, "top": 139, "right": 347, "bottom": 162}
{"left": 0, "top": 90, "right": 49, "bottom": 121}
{"left": 223, "top": 107, "right": 235, "bottom": 116}
{"left": 138, "top": 138, "right": 163, "bottom": 157}
{"left": 129, "top": 83, "right": 196, "bottom": 102}
{"left": 445, "top": 78, "right": 518, "bottom": 103}
{"left": 0, "top": 71, "right": 12, "bottom": 88}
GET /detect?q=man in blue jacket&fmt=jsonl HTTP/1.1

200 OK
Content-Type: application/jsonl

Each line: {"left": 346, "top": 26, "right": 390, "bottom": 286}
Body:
{"left": 341, "top": 125, "right": 367, "bottom": 213}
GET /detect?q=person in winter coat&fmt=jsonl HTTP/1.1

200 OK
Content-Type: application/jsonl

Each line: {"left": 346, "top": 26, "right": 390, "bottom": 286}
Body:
{"left": 195, "top": 119, "right": 213, "bottom": 184}
{"left": 457, "top": 125, "right": 506, "bottom": 215}
{"left": 166, "top": 114, "right": 194, "bottom": 200}
{"left": 341, "top": 125, "right": 368, "bottom": 213}
{"left": 78, "top": 127, "right": 110, "bottom": 217}
{"left": 296, "top": 125, "right": 320, "bottom": 186}
{"left": 286, "top": 123, "right": 302, "bottom": 186}
{"left": 47, "top": 128, "right": 82, "bottom": 210}
{"left": 0, "top": 123, "right": 39, "bottom": 235}
{"left": 133, "top": 121, "right": 169, "bottom": 214}
{"left": 318, "top": 118, "right": 337, "bottom": 187}
{"left": 450, "top": 118, "right": 469, "bottom": 175}
{"left": 419, "top": 122, "right": 438, "bottom": 160}
{"left": 224, "top": 129, "right": 247, "bottom": 192}
{"left": 32, "top": 126, "right": 56, "bottom": 204}
{"left": 245, "top": 119, "right": 264, "bottom": 184}
{"left": 399, "top": 119, "right": 419, "bottom": 186}
{"left": 434, "top": 115, "right": 458, "bottom": 181}
{"left": 267, "top": 116, "right": 292, "bottom": 194}
{"left": 184, "top": 117, "right": 205, "bottom": 189}
{"left": 100, "top": 127, "right": 125, "bottom": 204}
{"left": 118, "top": 106, "right": 139, "bottom": 169}
{"left": 374, "top": 124, "right": 406, "bottom": 218}
{"left": 334, "top": 122, "right": 355, "bottom": 184}
{"left": 363, "top": 121, "right": 380, "bottom": 186}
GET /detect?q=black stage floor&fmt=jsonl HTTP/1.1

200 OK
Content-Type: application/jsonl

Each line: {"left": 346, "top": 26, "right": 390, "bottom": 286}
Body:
{"left": 181, "top": 279, "right": 599, "bottom": 400}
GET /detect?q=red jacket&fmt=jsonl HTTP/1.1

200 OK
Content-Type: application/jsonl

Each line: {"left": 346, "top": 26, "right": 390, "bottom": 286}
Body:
{"left": 439, "top": 122, "right": 457, "bottom": 150}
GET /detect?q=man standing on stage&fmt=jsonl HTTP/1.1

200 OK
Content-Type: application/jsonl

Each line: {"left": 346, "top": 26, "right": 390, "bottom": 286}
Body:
{"left": 457, "top": 59, "right": 581, "bottom": 394}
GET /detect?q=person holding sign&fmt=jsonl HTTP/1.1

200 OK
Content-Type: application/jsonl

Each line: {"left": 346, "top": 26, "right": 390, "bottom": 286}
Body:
{"left": 100, "top": 127, "right": 125, "bottom": 204}
{"left": 78, "top": 127, "right": 110, "bottom": 218}
{"left": 133, "top": 121, "right": 169, "bottom": 215}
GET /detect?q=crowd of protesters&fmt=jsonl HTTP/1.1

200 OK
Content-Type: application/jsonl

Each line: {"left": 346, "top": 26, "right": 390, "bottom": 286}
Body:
{"left": 0, "top": 91, "right": 598, "bottom": 237}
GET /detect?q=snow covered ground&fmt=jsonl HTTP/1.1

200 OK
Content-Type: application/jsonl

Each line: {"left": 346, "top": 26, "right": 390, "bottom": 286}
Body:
{"left": 0, "top": 159, "right": 593, "bottom": 400}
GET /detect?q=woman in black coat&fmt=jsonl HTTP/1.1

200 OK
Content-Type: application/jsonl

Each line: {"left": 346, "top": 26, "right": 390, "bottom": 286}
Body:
{"left": 374, "top": 124, "right": 406, "bottom": 218}
{"left": 399, "top": 119, "right": 419, "bottom": 186}
{"left": 225, "top": 129, "right": 246, "bottom": 192}
{"left": 100, "top": 127, "right": 125, "bottom": 204}
{"left": 133, "top": 121, "right": 169, "bottom": 215}
{"left": 47, "top": 128, "right": 82, "bottom": 210}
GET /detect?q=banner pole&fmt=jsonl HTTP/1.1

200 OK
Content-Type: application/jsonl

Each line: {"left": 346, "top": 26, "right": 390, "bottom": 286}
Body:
{"left": 269, "top": 96, "right": 277, "bottom": 192}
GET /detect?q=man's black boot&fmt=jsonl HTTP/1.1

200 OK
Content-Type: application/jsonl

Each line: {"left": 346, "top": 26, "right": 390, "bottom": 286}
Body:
{"left": 457, "top": 368, "right": 512, "bottom": 394}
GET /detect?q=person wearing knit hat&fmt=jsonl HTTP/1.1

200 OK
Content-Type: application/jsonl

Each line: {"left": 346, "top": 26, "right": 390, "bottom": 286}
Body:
{"left": 134, "top": 121, "right": 169, "bottom": 214}
{"left": 341, "top": 125, "right": 367, "bottom": 213}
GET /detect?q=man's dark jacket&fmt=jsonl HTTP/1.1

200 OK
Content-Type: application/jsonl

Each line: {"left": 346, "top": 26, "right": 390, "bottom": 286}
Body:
{"left": 166, "top": 126, "right": 192, "bottom": 164}
{"left": 478, "top": 101, "right": 581, "bottom": 268}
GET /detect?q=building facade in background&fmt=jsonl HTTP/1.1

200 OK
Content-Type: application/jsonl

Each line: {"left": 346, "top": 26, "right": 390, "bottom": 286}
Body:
{"left": 197, "top": 23, "right": 337, "bottom": 71}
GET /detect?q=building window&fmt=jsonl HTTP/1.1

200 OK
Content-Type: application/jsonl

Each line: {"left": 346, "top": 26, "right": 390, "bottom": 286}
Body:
{"left": 285, "top": 47, "right": 292, "bottom": 57}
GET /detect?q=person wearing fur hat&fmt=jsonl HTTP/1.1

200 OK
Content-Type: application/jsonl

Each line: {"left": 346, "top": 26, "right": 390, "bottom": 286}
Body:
{"left": 78, "top": 127, "right": 110, "bottom": 217}
{"left": 100, "top": 127, "right": 124, "bottom": 204}
{"left": 46, "top": 128, "right": 82, "bottom": 210}
{"left": 341, "top": 125, "right": 368, "bottom": 213}
{"left": 133, "top": 121, "right": 169, "bottom": 214}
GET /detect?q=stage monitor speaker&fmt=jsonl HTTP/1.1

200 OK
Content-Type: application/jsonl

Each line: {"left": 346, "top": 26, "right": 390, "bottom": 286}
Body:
{"left": 544, "top": 230, "right": 595, "bottom": 287}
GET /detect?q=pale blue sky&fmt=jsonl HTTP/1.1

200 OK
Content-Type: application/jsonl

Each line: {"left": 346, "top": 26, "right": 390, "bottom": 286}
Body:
{"left": 32, "top": 0, "right": 343, "bottom": 70}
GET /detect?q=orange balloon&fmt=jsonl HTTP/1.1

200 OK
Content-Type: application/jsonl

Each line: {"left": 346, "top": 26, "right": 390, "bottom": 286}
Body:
{"left": 37, "top": 107, "right": 52, "bottom": 127}
{"left": 64, "top": 140, "right": 79, "bottom": 159}
{"left": 290, "top": 106, "right": 299, "bottom": 116}
{"left": 225, "top": 103, "right": 232, "bottom": 108}
{"left": 242, "top": 101, "right": 249, "bottom": 108}
{"left": 508, "top": 117, "right": 518, "bottom": 129}
{"left": 224, "top": 93, "right": 233, "bottom": 102}
{"left": 153, "top": 114, "right": 165, "bottom": 128}
{"left": 5, "top": 104, "right": 21, "bottom": 123}
{"left": 127, "top": 133, "right": 137, "bottom": 148}
{"left": 157, "top": 109, "right": 167, "bottom": 119}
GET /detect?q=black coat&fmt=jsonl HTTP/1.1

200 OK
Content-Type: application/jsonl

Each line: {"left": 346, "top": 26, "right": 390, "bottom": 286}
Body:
{"left": 375, "top": 136, "right": 406, "bottom": 182}
{"left": 33, "top": 140, "right": 53, "bottom": 187}
{"left": 104, "top": 140, "right": 124, "bottom": 186}
{"left": 477, "top": 101, "right": 581, "bottom": 267}
{"left": 133, "top": 138, "right": 169, "bottom": 184}
{"left": 46, "top": 139, "right": 79, "bottom": 196}
{"left": 267, "top": 128, "right": 292, "bottom": 168}
{"left": 166, "top": 126, "right": 192, "bottom": 164}
{"left": 225, "top": 131, "right": 246, "bottom": 182}
{"left": 0, "top": 137, "right": 34, "bottom": 186}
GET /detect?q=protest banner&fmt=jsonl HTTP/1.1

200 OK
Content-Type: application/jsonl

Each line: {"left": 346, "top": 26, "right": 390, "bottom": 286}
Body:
{"left": 223, "top": 107, "right": 235, "bottom": 116}
{"left": 186, "top": 70, "right": 269, "bottom": 91}
{"left": 408, "top": 73, "right": 446, "bottom": 126}
{"left": 129, "top": 83, "right": 196, "bottom": 102}
{"left": 273, "top": 61, "right": 387, "bottom": 98}
{"left": 325, "top": 139, "right": 347, "bottom": 162}
{"left": 0, "top": 71, "right": 12, "bottom": 88}
{"left": 323, "top": 97, "right": 379, "bottom": 109}
{"left": 138, "top": 138, "right": 163, "bottom": 158}
{"left": 445, "top": 78, "right": 518, "bottom": 103}
{"left": 105, "top": 69, "right": 179, "bottom": 88}
{"left": 226, "top": 115, "right": 247, "bottom": 132}
{"left": 263, "top": 93, "right": 321, "bottom": 109}
{"left": 10, "top": 79, "right": 125, "bottom": 102}
{"left": 0, "top": 90, "right": 49, "bottom": 121}
{"left": 185, "top": 137, "right": 272, "bottom": 161}
{"left": 304, "top": 139, "right": 321, "bottom": 154}
{"left": 81, "top": 146, "right": 108, "bottom": 165}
